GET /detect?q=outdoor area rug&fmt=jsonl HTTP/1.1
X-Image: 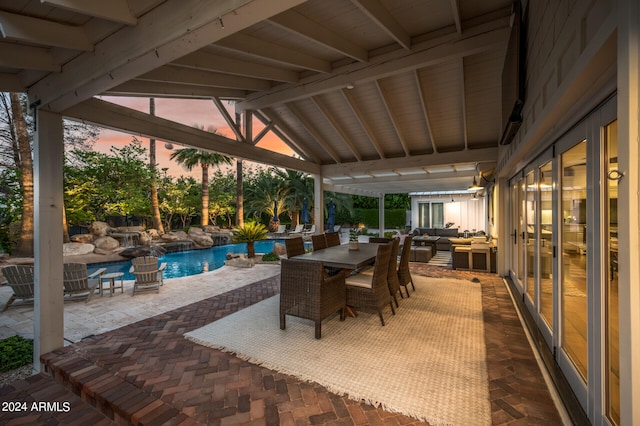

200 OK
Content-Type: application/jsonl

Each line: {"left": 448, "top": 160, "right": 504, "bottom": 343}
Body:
{"left": 184, "top": 275, "right": 490, "bottom": 425}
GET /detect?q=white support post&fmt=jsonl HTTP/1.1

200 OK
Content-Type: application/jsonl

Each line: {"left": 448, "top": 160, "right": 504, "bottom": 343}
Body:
{"left": 313, "top": 174, "right": 323, "bottom": 233}
{"left": 33, "top": 109, "right": 65, "bottom": 372}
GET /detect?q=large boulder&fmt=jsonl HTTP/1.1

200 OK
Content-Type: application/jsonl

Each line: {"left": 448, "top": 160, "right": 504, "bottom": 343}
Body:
{"left": 70, "top": 233, "right": 94, "bottom": 244}
{"left": 161, "top": 232, "right": 180, "bottom": 242}
{"left": 89, "top": 221, "right": 112, "bottom": 237}
{"left": 63, "top": 242, "right": 95, "bottom": 256}
{"left": 119, "top": 245, "right": 167, "bottom": 259}
{"left": 203, "top": 225, "right": 221, "bottom": 233}
{"left": 272, "top": 242, "right": 286, "bottom": 257}
{"left": 191, "top": 233, "right": 214, "bottom": 247}
{"left": 146, "top": 229, "right": 162, "bottom": 240}
{"left": 224, "top": 253, "right": 254, "bottom": 268}
{"left": 93, "top": 236, "right": 120, "bottom": 252}
{"left": 138, "top": 232, "right": 152, "bottom": 246}
{"left": 188, "top": 227, "right": 204, "bottom": 236}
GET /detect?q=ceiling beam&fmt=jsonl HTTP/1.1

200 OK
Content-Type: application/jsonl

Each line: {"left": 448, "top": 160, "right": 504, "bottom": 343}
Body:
{"left": 138, "top": 65, "right": 272, "bottom": 91}
{"left": 268, "top": 10, "right": 368, "bottom": 63}
{"left": 413, "top": 70, "right": 437, "bottom": 153}
{"left": 0, "top": 42, "right": 60, "bottom": 72}
{"left": 28, "top": 0, "right": 306, "bottom": 112}
{"left": 287, "top": 102, "right": 342, "bottom": 163}
{"left": 350, "top": 0, "right": 411, "bottom": 49}
{"left": 216, "top": 32, "right": 331, "bottom": 73}
{"left": 0, "top": 73, "right": 25, "bottom": 92}
{"left": 374, "top": 79, "right": 410, "bottom": 156}
{"left": 324, "top": 169, "right": 477, "bottom": 185}
{"left": 450, "top": 0, "right": 462, "bottom": 34}
{"left": 172, "top": 51, "right": 299, "bottom": 83}
{"left": 0, "top": 11, "right": 92, "bottom": 51}
{"left": 321, "top": 147, "right": 498, "bottom": 176}
{"left": 104, "top": 80, "right": 247, "bottom": 99}
{"left": 212, "top": 97, "right": 245, "bottom": 143}
{"left": 63, "top": 97, "right": 319, "bottom": 175}
{"left": 237, "top": 26, "right": 509, "bottom": 111}
{"left": 40, "top": 0, "right": 138, "bottom": 26}
{"left": 341, "top": 88, "right": 386, "bottom": 158}
{"left": 257, "top": 108, "right": 319, "bottom": 162}
{"left": 311, "top": 95, "right": 362, "bottom": 161}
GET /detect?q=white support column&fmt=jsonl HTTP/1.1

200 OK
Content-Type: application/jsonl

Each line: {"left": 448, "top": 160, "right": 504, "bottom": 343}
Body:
{"left": 379, "top": 194, "right": 385, "bottom": 236}
{"left": 313, "top": 174, "right": 323, "bottom": 233}
{"left": 33, "top": 109, "right": 65, "bottom": 372}
{"left": 618, "top": 0, "right": 640, "bottom": 423}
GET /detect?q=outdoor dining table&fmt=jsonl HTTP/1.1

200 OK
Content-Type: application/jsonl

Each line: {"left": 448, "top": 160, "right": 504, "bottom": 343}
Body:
{"left": 289, "top": 242, "right": 381, "bottom": 270}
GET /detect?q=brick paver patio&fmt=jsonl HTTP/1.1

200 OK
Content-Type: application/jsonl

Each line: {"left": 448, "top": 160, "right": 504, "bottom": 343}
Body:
{"left": 0, "top": 264, "right": 563, "bottom": 425}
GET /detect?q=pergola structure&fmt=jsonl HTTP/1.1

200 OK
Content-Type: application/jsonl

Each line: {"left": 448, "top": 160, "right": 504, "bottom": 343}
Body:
{"left": 0, "top": 0, "right": 513, "bottom": 369}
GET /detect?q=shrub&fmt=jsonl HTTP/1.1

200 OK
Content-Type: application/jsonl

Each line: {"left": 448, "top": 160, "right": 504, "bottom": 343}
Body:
{"left": 261, "top": 252, "right": 280, "bottom": 262}
{"left": 0, "top": 335, "right": 33, "bottom": 372}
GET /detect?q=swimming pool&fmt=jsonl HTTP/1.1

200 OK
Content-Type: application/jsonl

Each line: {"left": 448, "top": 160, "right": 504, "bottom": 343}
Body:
{"left": 87, "top": 240, "right": 294, "bottom": 280}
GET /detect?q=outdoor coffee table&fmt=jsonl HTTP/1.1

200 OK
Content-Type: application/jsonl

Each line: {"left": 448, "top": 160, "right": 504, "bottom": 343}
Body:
{"left": 100, "top": 272, "right": 124, "bottom": 297}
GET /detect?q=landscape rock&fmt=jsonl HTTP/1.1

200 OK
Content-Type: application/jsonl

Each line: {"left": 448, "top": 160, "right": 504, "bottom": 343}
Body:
{"left": 272, "top": 243, "right": 286, "bottom": 257}
{"left": 93, "top": 236, "right": 120, "bottom": 251}
{"left": 63, "top": 242, "right": 95, "bottom": 256}
{"left": 191, "top": 234, "right": 213, "bottom": 247}
{"left": 70, "top": 233, "right": 93, "bottom": 244}
{"left": 224, "top": 253, "right": 254, "bottom": 268}
{"left": 119, "top": 245, "right": 167, "bottom": 259}
{"left": 89, "top": 221, "right": 112, "bottom": 237}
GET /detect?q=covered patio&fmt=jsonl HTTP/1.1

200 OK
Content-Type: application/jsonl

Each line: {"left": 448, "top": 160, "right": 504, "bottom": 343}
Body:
{"left": 0, "top": 264, "right": 563, "bottom": 425}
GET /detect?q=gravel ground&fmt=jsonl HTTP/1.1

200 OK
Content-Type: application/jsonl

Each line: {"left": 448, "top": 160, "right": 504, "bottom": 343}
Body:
{"left": 0, "top": 364, "right": 34, "bottom": 387}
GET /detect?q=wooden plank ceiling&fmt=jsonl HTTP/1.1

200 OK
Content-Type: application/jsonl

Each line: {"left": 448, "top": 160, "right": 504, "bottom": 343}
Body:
{"left": 0, "top": 0, "right": 512, "bottom": 195}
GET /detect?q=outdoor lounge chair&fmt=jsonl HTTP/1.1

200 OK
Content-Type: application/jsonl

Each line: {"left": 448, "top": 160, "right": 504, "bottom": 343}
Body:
{"left": 280, "top": 258, "right": 346, "bottom": 339}
{"left": 285, "top": 236, "right": 305, "bottom": 258}
{"left": 288, "top": 224, "right": 304, "bottom": 235}
{"left": 302, "top": 224, "right": 316, "bottom": 236}
{"left": 345, "top": 242, "right": 395, "bottom": 326}
{"left": 274, "top": 224, "right": 287, "bottom": 237}
{"left": 1, "top": 265, "right": 35, "bottom": 311}
{"left": 63, "top": 263, "right": 106, "bottom": 303}
{"left": 130, "top": 256, "right": 166, "bottom": 295}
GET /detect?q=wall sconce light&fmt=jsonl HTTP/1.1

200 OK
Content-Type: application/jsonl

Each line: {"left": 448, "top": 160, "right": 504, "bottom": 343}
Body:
{"left": 345, "top": 83, "right": 354, "bottom": 89}
{"left": 219, "top": 17, "right": 225, "bottom": 29}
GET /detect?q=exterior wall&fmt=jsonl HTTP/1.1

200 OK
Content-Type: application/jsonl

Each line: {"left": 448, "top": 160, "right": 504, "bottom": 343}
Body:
{"left": 410, "top": 196, "right": 487, "bottom": 233}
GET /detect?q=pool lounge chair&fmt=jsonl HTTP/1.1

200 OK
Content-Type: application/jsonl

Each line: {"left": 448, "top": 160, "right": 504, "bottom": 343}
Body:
{"left": 130, "top": 256, "right": 167, "bottom": 295}
{"left": 1, "top": 265, "right": 35, "bottom": 311}
{"left": 63, "top": 263, "right": 106, "bottom": 303}
{"left": 302, "top": 225, "right": 316, "bottom": 236}
{"left": 274, "top": 224, "right": 287, "bottom": 237}
{"left": 289, "top": 224, "right": 304, "bottom": 235}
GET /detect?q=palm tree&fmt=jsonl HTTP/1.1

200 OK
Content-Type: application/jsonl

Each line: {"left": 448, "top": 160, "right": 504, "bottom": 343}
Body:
{"left": 170, "top": 144, "right": 232, "bottom": 227}
{"left": 273, "top": 169, "right": 313, "bottom": 225}
{"left": 244, "top": 169, "right": 289, "bottom": 230}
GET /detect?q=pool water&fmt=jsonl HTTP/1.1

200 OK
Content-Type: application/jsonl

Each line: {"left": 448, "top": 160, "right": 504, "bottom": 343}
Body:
{"left": 87, "top": 240, "right": 294, "bottom": 280}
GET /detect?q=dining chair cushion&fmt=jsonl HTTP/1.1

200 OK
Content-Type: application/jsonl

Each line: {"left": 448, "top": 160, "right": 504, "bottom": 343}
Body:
{"left": 345, "top": 273, "right": 373, "bottom": 289}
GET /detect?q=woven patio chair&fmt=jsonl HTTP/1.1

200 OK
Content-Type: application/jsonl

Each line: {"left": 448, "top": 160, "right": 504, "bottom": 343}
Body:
{"left": 311, "top": 234, "right": 327, "bottom": 251}
{"left": 285, "top": 236, "right": 305, "bottom": 258}
{"left": 129, "top": 256, "right": 166, "bottom": 295}
{"left": 345, "top": 242, "right": 395, "bottom": 326}
{"left": 1, "top": 265, "right": 35, "bottom": 311}
{"left": 325, "top": 231, "right": 341, "bottom": 247}
{"left": 398, "top": 235, "right": 415, "bottom": 298}
{"left": 280, "top": 258, "right": 346, "bottom": 339}
{"left": 360, "top": 238, "right": 401, "bottom": 308}
{"left": 63, "top": 263, "right": 106, "bottom": 302}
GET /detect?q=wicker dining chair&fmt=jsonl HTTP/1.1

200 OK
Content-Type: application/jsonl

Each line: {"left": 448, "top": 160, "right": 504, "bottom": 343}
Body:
{"left": 280, "top": 258, "right": 346, "bottom": 339}
{"left": 398, "top": 235, "right": 415, "bottom": 298}
{"left": 285, "top": 236, "right": 305, "bottom": 258}
{"left": 360, "top": 238, "right": 401, "bottom": 308}
{"left": 345, "top": 242, "right": 395, "bottom": 326}
{"left": 311, "top": 234, "right": 327, "bottom": 251}
{"left": 325, "top": 231, "right": 341, "bottom": 247}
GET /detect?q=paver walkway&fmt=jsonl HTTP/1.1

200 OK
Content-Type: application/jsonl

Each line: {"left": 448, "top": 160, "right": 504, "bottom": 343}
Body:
{"left": 0, "top": 264, "right": 564, "bottom": 425}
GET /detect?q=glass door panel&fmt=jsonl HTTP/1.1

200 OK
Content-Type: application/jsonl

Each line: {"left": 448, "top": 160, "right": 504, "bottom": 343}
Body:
{"left": 517, "top": 179, "right": 525, "bottom": 285}
{"left": 525, "top": 171, "right": 536, "bottom": 301}
{"left": 605, "top": 120, "right": 619, "bottom": 424}
{"left": 561, "top": 140, "right": 588, "bottom": 382}
{"left": 539, "top": 162, "right": 553, "bottom": 327}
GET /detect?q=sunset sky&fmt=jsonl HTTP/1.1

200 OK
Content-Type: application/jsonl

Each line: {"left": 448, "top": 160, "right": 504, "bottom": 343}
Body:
{"left": 93, "top": 96, "right": 294, "bottom": 178}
